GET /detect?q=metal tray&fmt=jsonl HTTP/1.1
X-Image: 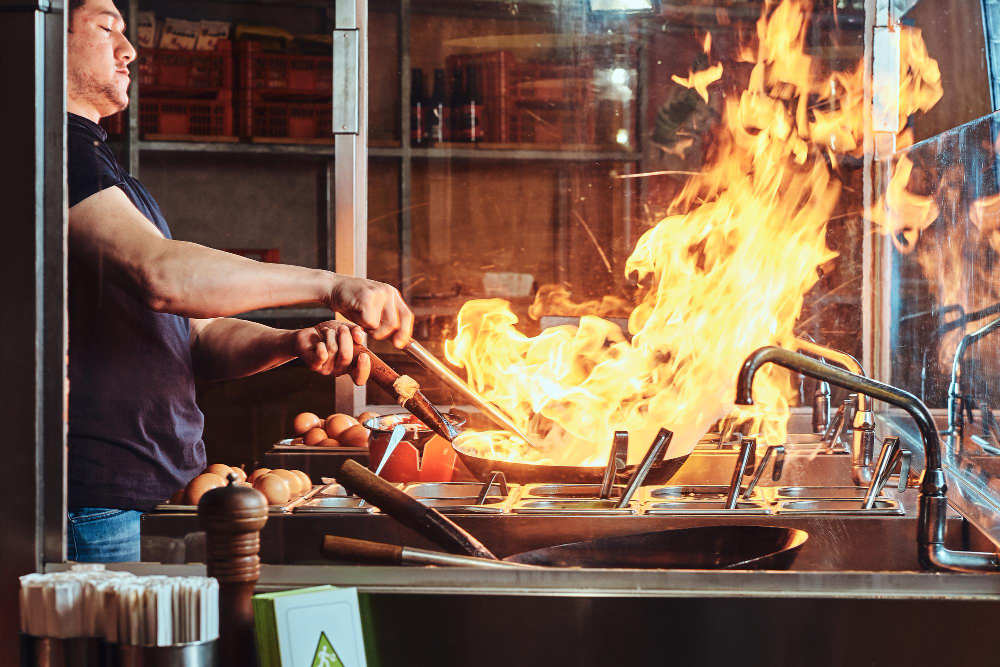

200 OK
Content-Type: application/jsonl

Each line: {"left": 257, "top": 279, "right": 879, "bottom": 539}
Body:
{"left": 415, "top": 497, "right": 507, "bottom": 514}
{"left": 643, "top": 485, "right": 764, "bottom": 502}
{"left": 775, "top": 499, "right": 904, "bottom": 515}
{"left": 642, "top": 500, "right": 771, "bottom": 515}
{"left": 521, "top": 484, "right": 624, "bottom": 499}
{"left": 153, "top": 486, "right": 318, "bottom": 514}
{"left": 511, "top": 499, "right": 638, "bottom": 515}
{"left": 271, "top": 438, "right": 369, "bottom": 453}
{"left": 316, "top": 483, "right": 351, "bottom": 497}
{"left": 772, "top": 486, "right": 888, "bottom": 500}
{"left": 402, "top": 482, "right": 510, "bottom": 499}
{"left": 293, "top": 497, "right": 374, "bottom": 513}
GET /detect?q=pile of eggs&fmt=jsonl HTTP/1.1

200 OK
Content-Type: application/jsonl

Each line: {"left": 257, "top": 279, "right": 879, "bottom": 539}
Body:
{"left": 167, "top": 464, "right": 314, "bottom": 507}
{"left": 290, "top": 411, "right": 378, "bottom": 447}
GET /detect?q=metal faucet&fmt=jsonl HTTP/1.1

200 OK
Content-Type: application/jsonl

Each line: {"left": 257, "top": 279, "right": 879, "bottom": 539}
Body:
{"left": 737, "top": 346, "right": 1000, "bottom": 573}
{"left": 861, "top": 437, "right": 911, "bottom": 509}
{"left": 944, "top": 315, "right": 1000, "bottom": 441}
{"left": 793, "top": 338, "right": 876, "bottom": 485}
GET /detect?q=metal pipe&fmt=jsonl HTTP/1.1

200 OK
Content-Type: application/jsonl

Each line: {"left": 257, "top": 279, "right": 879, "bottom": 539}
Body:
{"left": 793, "top": 338, "right": 876, "bottom": 485}
{"left": 945, "top": 315, "right": 1000, "bottom": 438}
{"left": 736, "top": 346, "right": 1000, "bottom": 573}
{"left": 404, "top": 341, "right": 538, "bottom": 447}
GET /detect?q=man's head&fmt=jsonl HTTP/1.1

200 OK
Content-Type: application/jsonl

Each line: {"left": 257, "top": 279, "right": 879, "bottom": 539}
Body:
{"left": 67, "top": 0, "right": 136, "bottom": 122}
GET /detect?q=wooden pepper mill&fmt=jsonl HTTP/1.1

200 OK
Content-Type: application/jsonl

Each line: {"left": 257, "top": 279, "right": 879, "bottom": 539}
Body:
{"left": 199, "top": 472, "right": 268, "bottom": 666}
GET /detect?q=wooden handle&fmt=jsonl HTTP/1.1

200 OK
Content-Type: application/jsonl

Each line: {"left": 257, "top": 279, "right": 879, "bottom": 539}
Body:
{"left": 331, "top": 459, "right": 498, "bottom": 560}
{"left": 353, "top": 343, "right": 457, "bottom": 441}
{"left": 323, "top": 535, "right": 405, "bottom": 565}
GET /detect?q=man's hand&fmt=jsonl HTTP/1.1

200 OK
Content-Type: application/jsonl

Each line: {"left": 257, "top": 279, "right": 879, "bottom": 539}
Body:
{"left": 295, "top": 321, "right": 371, "bottom": 385}
{"left": 328, "top": 277, "right": 414, "bottom": 349}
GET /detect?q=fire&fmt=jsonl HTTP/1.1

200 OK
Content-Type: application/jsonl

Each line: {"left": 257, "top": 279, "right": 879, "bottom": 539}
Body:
{"left": 446, "top": 0, "right": 941, "bottom": 467}
{"left": 868, "top": 155, "right": 940, "bottom": 253}
{"left": 670, "top": 31, "right": 723, "bottom": 103}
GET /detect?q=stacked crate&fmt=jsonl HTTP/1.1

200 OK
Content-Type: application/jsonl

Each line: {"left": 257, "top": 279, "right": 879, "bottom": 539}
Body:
{"left": 136, "top": 39, "right": 235, "bottom": 139}
{"left": 509, "top": 60, "right": 596, "bottom": 145}
{"left": 239, "top": 41, "right": 333, "bottom": 141}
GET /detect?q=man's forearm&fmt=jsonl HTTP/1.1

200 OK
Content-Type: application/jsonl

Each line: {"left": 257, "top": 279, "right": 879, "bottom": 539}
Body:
{"left": 190, "top": 317, "right": 297, "bottom": 381}
{"left": 146, "top": 240, "right": 339, "bottom": 318}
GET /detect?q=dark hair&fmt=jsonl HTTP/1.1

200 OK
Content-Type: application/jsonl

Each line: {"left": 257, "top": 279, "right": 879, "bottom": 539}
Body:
{"left": 69, "top": 0, "right": 85, "bottom": 15}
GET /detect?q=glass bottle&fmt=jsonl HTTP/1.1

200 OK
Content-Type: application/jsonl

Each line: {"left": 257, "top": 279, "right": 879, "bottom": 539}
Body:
{"left": 428, "top": 68, "right": 450, "bottom": 143}
{"left": 410, "top": 68, "right": 427, "bottom": 145}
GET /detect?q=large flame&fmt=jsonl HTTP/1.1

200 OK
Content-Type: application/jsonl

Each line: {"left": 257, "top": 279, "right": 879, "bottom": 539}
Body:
{"left": 446, "top": 0, "right": 941, "bottom": 466}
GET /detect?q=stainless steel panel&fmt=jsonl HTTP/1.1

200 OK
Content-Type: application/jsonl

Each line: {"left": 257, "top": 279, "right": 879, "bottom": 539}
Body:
{"left": 522, "top": 484, "right": 624, "bottom": 499}
{"left": 294, "top": 497, "right": 373, "bottom": 513}
{"left": 416, "top": 497, "right": 507, "bottom": 514}
{"left": 512, "top": 500, "right": 638, "bottom": 515}
{"left": 403, "top": 482, "right": 510, "bottom": 499}
{"left": 644, "top": 485, "right": 765, "bottom": 502}
{"left": 776, "top": 499, "right": 904, "bottom": 515}
{"left": 774, "top": 486, "right": 887, "bottom": 500}
{"left": 332, "top": 29, "right": 359, "bottom": 134}
{"left": 643, "top": 501, "right": 771, "bottom": 515}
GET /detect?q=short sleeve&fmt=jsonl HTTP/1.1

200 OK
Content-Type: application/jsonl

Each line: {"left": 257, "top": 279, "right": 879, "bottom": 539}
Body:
{"left": 67, "top": 132, "right": 125, "bottom": 208}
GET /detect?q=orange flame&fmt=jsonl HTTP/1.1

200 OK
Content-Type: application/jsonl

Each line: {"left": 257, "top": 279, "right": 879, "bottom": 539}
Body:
{"left": 447, "top": 0, "right": 941, "bottom": 467}
{"left": 868, "top": 155, "right": 940, "bottom": 253}
{"left": 671, "top": 32, "right": 723, "bottom": 104}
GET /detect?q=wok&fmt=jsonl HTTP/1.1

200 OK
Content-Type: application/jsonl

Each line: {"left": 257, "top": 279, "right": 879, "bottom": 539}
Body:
{"left": 323, "top": 525, "right": 809, "bottom": 570}
{"left": 455, "top": 448, "right": 690, "bottom": 484}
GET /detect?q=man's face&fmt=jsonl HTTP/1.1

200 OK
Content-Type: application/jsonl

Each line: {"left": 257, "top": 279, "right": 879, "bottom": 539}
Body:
{"left": 67, "top": 0, "right": 136, "bottom": 118}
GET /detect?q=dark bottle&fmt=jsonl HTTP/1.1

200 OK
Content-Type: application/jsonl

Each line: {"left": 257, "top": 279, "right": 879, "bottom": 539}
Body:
{"left": 428, "top": 68, "right": 450, "bottom": 143}
{"left": 410, "top": 68, "right": 427, "bottom": 145}
{"left": 449, "top": 67, "right": 464, "bottom": 141}
{"left": 458, "top": 64, "right": 485, "bottom": 142}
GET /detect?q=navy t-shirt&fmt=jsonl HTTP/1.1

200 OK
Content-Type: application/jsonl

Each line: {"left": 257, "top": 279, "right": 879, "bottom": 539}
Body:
{"left": 67, "top": 112, "right": 206, "bottom": 510}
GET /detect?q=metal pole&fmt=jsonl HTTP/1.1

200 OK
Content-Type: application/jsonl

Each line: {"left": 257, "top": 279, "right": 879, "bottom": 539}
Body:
{"left": 0, "top": 0, "right": 67, "bottom": 661}
{"left": 333, "top": 0, "right": 369, "bottom": 416}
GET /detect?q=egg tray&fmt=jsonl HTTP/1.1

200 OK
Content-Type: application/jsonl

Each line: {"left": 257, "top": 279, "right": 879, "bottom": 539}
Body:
{"left": 152, "top": 484, "right": 322, "bottom": 514}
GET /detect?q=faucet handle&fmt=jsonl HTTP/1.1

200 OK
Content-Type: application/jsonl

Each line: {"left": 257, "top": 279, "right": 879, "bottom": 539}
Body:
{"left": 862, "top": 437, "right": 901, "bottom": 509}
{"left": 741, "top": 444, "right": 785, "bottom": 500}
{"left": 725, "top": 438, "right": 756, "bottom": 509}
{"left": 893, "top": 448, "right": 911, "bottom": 493}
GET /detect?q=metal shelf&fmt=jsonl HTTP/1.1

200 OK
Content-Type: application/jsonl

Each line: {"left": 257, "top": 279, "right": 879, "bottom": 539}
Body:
{"left": 137, "top": 140, "right": 638, "bottom": 163}
{"left": 138, "top": 140, "right": 336, "bottom": 158}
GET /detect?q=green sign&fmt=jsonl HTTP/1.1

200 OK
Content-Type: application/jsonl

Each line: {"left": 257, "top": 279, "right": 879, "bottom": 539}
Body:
{"left": 311, "top": 632, "right": 345, "bottom": 667}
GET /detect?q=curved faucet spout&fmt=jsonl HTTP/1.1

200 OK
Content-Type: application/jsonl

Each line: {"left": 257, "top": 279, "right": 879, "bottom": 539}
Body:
{"left": 737, "top": 346, "right": 999, "bottom": 573}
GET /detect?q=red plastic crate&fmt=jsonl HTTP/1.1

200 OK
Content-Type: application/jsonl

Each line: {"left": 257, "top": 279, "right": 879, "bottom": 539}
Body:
{"left": 239, "top": 41, "right": 332, "bottom": 101}
{"left": 100, "top": 111, "right": 125, "bottom": 136}
{"left": 445, "top": 51, "right": 514, "bottom": 143}
{"left": 138, "top": 39, "right": 234, "bottom": 96}
{"left": 140, "top": 93, "right": 234, "bottom": 138}
{"left": 242, "top": 98, "right": 333, "bottom": 140}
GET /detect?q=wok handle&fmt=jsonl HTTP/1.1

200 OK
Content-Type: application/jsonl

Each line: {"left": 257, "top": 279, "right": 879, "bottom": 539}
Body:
{"left": 323, "top": 535, "right": 533, "bottom": 569}
{"left": 323, "top": 535, "right": 404, "bottom": 565}
{"left": 331, "top": 459, "right": 499, "bottom": 560}
{"left": 352, "top": 343, "right": 457, "bottom": 442}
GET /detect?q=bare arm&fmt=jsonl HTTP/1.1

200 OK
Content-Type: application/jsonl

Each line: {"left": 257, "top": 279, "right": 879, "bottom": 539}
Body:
{"left": 189, "top": 318, "right": 370, "bottom": 383}
{"left": 69, "top": 187, "right": 414, "bottom": 346}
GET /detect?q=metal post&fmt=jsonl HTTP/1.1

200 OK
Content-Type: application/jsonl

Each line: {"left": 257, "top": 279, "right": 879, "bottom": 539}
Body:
{"left": 333, "top": 0, "right": 368, "bottom": 416}
{"left": 0, "top": 0, "right": 67, "bottom": 661}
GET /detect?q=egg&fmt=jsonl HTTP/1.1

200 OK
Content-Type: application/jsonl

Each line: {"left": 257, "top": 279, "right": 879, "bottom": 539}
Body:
{"left": 269, "top": 469, "right": 303, "bottom": 495}
{"left": 317, "top": 438, "right": 340, "bottom": 448}
{"left": 204, "top": 464, "right": 234, "bottom": 480}
{"left": 303, "top": 427, "right": 329, "bottom": 447}
{"left": 357, "top": 411, "right": 379, "bottom": 427}
{"left": 183, "top": 473, "right": 226, "bottom": 506}
{"left": 291, "top": 470, "right": 312, "bottom": 492}
{"left": 167, "top": 489, "right": 184, "bottom": 505}
{"left": 338, "top": 424, "right": 370, "bottom": 447}
{"left": 246, "top": 468, "right": 272, "bottom": 484}
{"left": 253, "top": 474, "right": 290, "bottom": 505}
{"left": 230, "top": 467, "right": 248, "bottom": 484}
{"left": 293, "top": 412, "right": 323, "bottom": 435}
{"left": 324, "top": 413, "right": 357, "bottom": 439}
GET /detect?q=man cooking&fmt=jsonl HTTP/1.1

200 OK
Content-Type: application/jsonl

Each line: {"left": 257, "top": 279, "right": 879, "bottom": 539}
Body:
{"left": 65, "top": 0, "right": 412, "bottom": 561}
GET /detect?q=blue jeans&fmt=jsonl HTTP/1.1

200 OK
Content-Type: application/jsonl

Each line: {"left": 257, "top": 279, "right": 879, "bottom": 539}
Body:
{"left": 67, "top": 508, "right": 142, "bottom": 562}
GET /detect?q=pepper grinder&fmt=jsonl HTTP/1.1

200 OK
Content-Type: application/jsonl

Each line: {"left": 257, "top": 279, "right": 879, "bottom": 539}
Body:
{"left": 199, "top": 472, "right": 268, "bottom": 667}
